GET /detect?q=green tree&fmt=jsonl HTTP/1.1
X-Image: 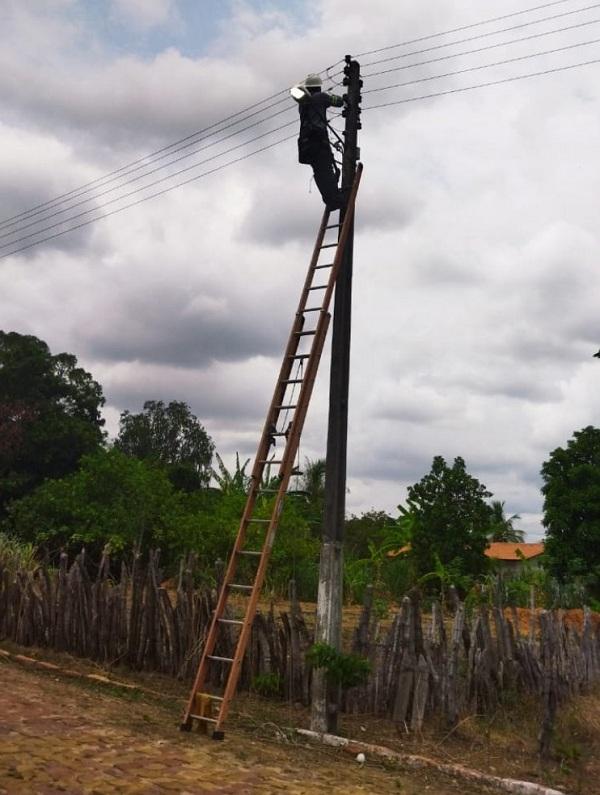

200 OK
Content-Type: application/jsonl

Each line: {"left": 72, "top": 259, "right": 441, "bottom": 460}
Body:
{"left": 488, "top": 500, "right": 524, "bottom": 542}
{"left": 0, "top": 331, "right": 105, "bottom": 514}
{"left": 6, "top": 448, "right": 184, "bottom": 558}
{"left": 406, "top": 455, "right": 493, "bottom": 586}
{"left": 115, "top": 400, "right": 214, "bottom": 491}
{"left": 541, "top": 426, "right": 600, "bottom": 599}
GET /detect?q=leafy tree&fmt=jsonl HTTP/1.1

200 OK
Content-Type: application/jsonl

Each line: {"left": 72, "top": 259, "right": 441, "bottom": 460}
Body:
{"left": 406, "top": 455, "right": 493, "bottom": 585}
{"left": 488, "top": 500, "right": 525, "bottom": 543}
{"left": 345, "top": 510, "right": 396, "bottom": 559}
{"left": 0, "top": 331, "right": 105, "bottom": 513}
{"left": 541, "top": 426, "right": 600, "bottom": 599}
{"left": 115, "top": 400, "right": 214, "bottom": 490}
{"left": 6, "top": 448, "right": 184, "bottom": 558}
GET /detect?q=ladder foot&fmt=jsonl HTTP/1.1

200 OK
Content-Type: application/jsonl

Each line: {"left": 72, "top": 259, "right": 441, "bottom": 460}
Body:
{"left": 212, "top": 730, "right": 225, "bottom": 741}
{"left": 179, "top": 720, "right": 192, "bottom": 732}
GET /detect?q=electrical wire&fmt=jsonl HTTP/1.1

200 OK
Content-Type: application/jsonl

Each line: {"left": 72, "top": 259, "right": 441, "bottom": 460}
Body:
{"left": 360, "top": 2, "right": 600, "bottom": 69}
{"left": 0, "top": 98, "right": 293, "bottom": 233}
{"left": 0, "top": 59, "right": 343, "bottom": 230}
{"left": 355, "top": 0, "right": 578, "bottom": 57}
{"left": 361, "top": 17, "right": 600, "bottom": 79}
{"left": 362, "top": 55, "right": 600, "bottom": 110}
{"left": 0, "top": 103, "right": 297, "bottom": 241}
{"left": 363, "top": 36, "right": 600, "bottom": 95}
{"left": 0, "top": 132, "right": 297, "bottom": 261}
{"left": 0, "top": 118, "right": 299, "bottom": 253}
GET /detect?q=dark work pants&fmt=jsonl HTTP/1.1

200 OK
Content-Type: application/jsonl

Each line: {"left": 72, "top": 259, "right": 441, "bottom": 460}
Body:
{"left": 299, "top": 136, "right": 343, "bottom": 210}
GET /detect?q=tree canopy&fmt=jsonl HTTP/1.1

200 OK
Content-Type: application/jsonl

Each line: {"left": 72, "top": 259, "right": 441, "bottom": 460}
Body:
{"left": 405, "top": 455, "right": 493, "bottom": 585}
{"left": 0, "top": 331, "right": 105, "bottom": 513}
{"left": 542, "top": 425, "right": 600, "bottom": 599}
{"left": 115, "top": 400, "right": 214, "bottom": 490}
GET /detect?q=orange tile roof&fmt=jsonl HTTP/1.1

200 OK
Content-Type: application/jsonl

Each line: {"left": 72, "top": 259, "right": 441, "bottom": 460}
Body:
{"left": 485, "top": 542, "right": 545, "bottom": 561}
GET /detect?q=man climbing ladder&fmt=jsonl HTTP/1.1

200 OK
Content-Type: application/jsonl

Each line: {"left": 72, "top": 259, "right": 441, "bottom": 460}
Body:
{"left": 291, "top": 74, "right": 345, "bottom": 211}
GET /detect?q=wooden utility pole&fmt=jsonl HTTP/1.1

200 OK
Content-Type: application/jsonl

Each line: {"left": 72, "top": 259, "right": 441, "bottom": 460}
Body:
{"left": 311, "top": 55, "right": 362, "bottom": 733}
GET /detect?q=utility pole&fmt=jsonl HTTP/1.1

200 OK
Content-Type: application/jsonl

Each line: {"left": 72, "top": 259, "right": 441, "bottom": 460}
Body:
{"left": 311, "top": 55, "right": 362, "bottom": 734}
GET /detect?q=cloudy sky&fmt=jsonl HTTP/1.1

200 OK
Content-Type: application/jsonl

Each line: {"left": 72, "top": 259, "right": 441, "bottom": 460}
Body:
{"left": 2, "top": 0, "right": 600, "bottom": 539}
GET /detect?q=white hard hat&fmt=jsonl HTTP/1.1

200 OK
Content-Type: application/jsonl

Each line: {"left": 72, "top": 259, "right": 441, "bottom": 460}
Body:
{"left": 303, "top": 73, "right": 322, "bottom": 89}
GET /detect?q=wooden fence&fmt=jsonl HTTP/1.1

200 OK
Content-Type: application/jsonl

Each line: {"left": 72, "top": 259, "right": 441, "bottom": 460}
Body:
{"left": 1, "top": 550, "right": 599, "bottom": 740}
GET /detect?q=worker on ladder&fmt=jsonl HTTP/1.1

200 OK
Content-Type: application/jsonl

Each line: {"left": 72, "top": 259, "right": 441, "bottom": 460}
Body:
{"left": 291, "top": 74, "right": 345, "bottom": 211}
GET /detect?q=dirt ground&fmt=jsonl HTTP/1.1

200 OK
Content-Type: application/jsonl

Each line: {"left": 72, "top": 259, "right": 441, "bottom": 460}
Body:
{"left": 0, "top": 655, "right": 499, "bottom": 795}
{"left": 1, "top": 644, "right": 598, "bottom": 794}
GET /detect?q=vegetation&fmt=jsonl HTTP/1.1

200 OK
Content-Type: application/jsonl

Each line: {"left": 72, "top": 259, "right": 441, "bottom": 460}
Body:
{"left": 115, "top": 400, "right": 214, "bottom": 491}
{"left": 0, "top": 331, "right": 105, "bottom": 515}
{"left": 2, "top": 330, "right": 600, "bottom": 606}
{"left": 542, "top": 426, "right": 600, "bottom": 600}
{"left": 403, "top": 455, "right": 493, "bottom": 590}
{"left": 306, "top": 643, "right": 371, "bottom": 689}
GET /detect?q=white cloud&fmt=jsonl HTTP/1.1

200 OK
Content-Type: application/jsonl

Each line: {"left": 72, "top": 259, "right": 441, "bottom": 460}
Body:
{"left": 110, "top": 0, "right": 175, "bottom": 29}
{"left": 2, "top": 0, "right": 600, "bottom": 541}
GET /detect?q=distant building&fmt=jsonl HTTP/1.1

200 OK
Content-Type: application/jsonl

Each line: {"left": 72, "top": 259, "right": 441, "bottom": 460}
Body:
{"left": 485, "top": 542, "right": 545, "bottom": 573}
{"left": 387, "top": 541, "right": 545, "bottom": 574}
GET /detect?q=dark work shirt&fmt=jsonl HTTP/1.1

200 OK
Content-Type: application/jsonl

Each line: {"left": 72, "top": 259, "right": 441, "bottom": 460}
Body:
{"left": 296, "top": 91, "right": 343, "bottom": 136}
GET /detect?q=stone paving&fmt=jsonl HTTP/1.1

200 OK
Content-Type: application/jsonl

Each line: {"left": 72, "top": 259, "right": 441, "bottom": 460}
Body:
{"left": 0, "top": 660, "right": 494, "bottom": 794}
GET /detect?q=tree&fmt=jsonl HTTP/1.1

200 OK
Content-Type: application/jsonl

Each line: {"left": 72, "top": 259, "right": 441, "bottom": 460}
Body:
{"left": 6, "top": 448, "right": 185, "bottom": 558}
{"left": 488, "top": 500, "right": 525, "bottom": 542}
{"left": 406, "top": 456, "right": 493, "bottom": 585}
{"left": 115, "top": 400, "right": 214, "bottom": 490}
{"left": 541, "top": 426, "right": 600, "bottom": 599}
{"left": 0, "top": 331, "right": 105, "bottom": 514}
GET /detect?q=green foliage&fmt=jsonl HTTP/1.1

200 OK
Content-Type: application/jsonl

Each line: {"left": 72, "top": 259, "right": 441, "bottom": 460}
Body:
{"left": 542, "top": 426, "right": 600, "bottom": 599}
{"left": 406, "top": 455, "right": 493, "bottom": 589}
{"left": 5, "top": 448, "right": 185, "bottom": 558}
{"left": 251, "top": 672, "right": 281, "bottom": 697}
{"left": 115, "top": 400, "right": 214, "bottom": 491}
{"left": 0, "top": 532, "right": 37, "bottom": 573}
{"left": 0, "top": 331, "right": 105, "bottom": 514}
{"left": 306, "top": 643, "right": 371, "bottom": 689}
{"left": 488, "top": 500, "right": 525, "bottom": 543}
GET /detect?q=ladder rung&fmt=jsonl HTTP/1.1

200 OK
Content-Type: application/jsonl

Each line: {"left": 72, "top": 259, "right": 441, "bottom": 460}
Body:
{"left": 259, "top": 458, "right": 283, "bottom": 463}
{"left": 274, "top": 405, "right": 296, "bottom": 410}
{"left": 190, "top": 715, "right": 218, "bottom": 723}
{"left": 315, "top": 263, "right": 333, "bottom": 269}
{"left": 288, "top": 354, "right": 310, "bottom": 359}
{"left": 326, "top": 223, "right": 341, "bottom": 229}
{"left": 238, "top": 550, "right": 262, "bottom": 556}
{"left": 229, "top": 583, "right": 253, "bottom": 591}
{"left": 308, "top": 285, "right": 327, "bottom": 290}
{"left": 258, "top": 488, "right": 279, "bottom": 494}
{"left": 320, "top": 242, "right": 337, "bottom": 249}
{"left": 295, "top": 330, "right": 316, "bottom": 336}
{"left": 200, "top": 693, "right": 224, "bottom": 701}
{"left": 218, "top": 618, "right": 244, "bottom": 625}
{"left": 247, "top": 518, "right": 270, "bottom": 523}
{"left": 207, "top": 655, "right": 234, "bottom": 663}
{"left": 281, "top": 379, "right": 303, "bottom": 384}
{"left": 302, "top": 307, "right": 321, "bottom": 312}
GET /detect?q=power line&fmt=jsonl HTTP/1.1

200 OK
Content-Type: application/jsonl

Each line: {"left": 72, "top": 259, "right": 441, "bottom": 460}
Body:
{"left": 362, "top": 17, "right": 600, "bottom": 79}
{"left": 362, "top": 55, "right": 600, "bottom": 110}
{"left": 0, "top": 132, "right": 297, "bottom": 261}
{"left": 356, "top": 0, "right": 578, "bottom": 57}
{"left": 0, "top": 118, "right": 298, "bottom": 253}
{"left": 0, "top": 59, "right": 342, "bottom": 230}
{"left": 363, "top": 37, "right": 600, "bottom": 95}
{"left": 0, "top": 103, "right": 297, "bottom": 241}
{"left": 360, "top": 2, "right": 600, "bottom": 69}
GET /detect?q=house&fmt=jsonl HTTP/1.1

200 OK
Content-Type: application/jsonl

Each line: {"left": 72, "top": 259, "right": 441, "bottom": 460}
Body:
{"left": 485, "top": 542, "right": 545, "bottom": 573}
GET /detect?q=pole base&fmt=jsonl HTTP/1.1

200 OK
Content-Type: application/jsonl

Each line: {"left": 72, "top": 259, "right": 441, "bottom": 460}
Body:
{"left": 212, "top": 730, "right": 225, "bottom": 741}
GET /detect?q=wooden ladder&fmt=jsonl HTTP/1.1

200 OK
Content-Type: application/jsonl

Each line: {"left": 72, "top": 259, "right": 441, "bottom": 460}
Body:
{"left": 181, "top": 163, "right": 363, "bottom": 739}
